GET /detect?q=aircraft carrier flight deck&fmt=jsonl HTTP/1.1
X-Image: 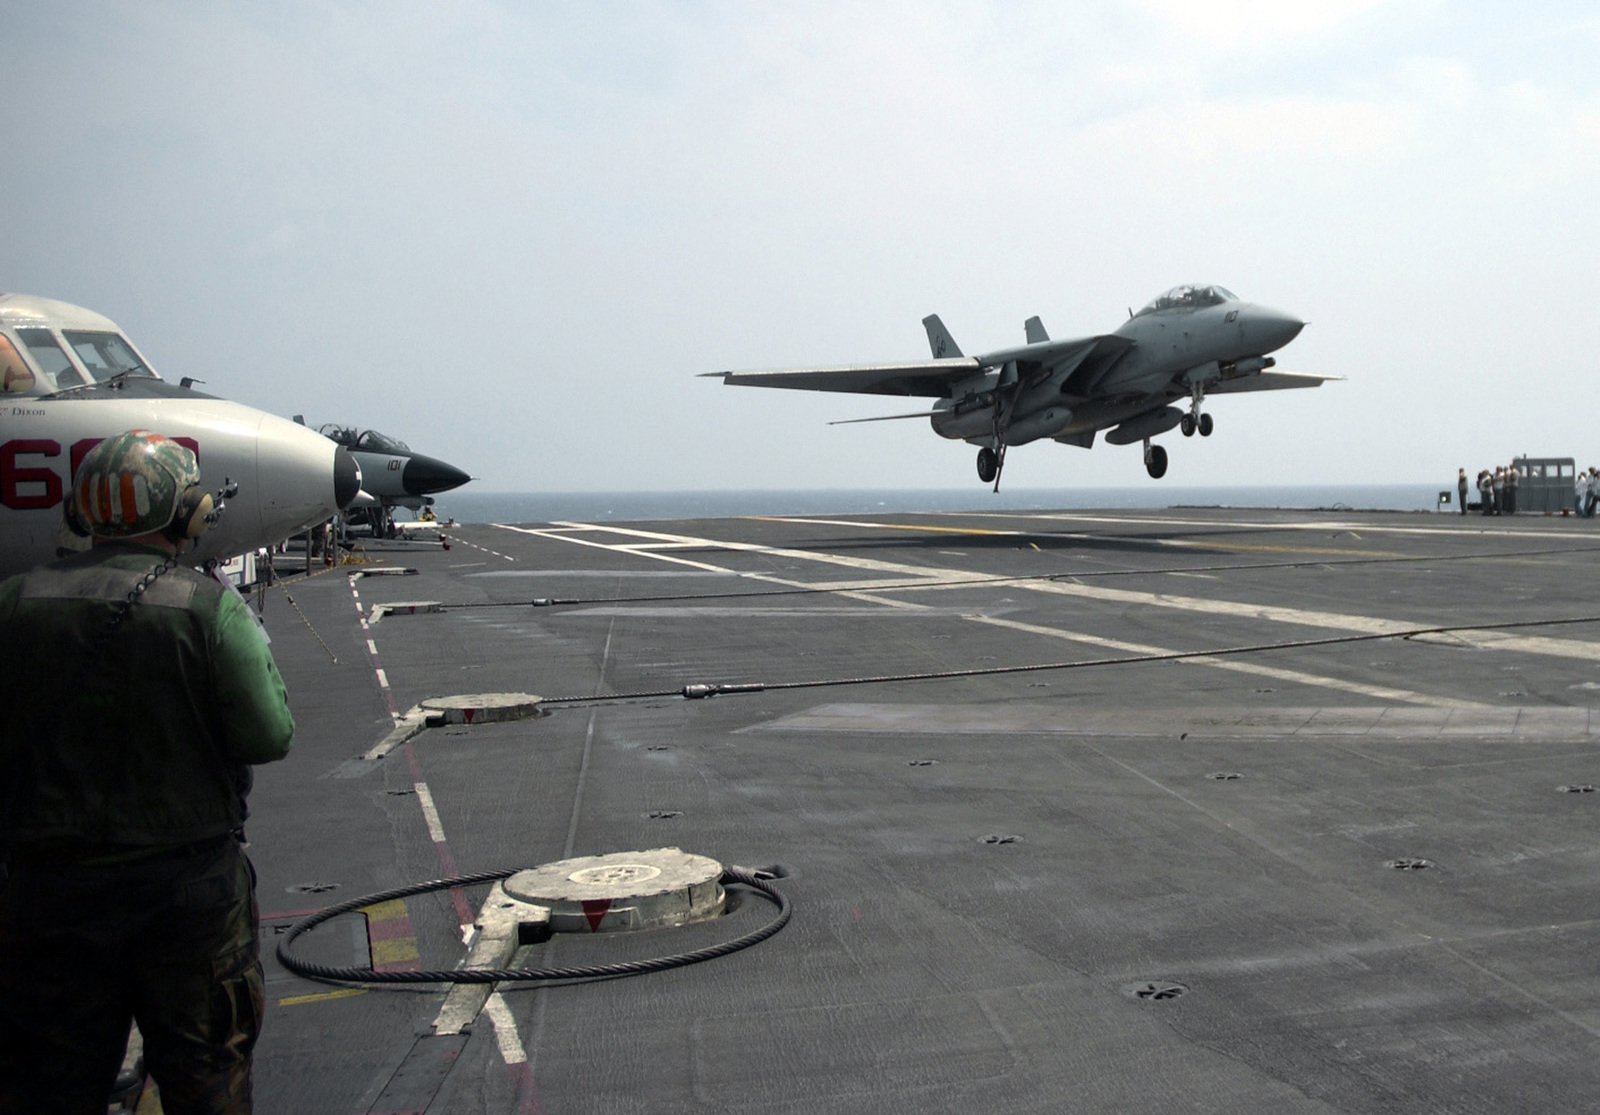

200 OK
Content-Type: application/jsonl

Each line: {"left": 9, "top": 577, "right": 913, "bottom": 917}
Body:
{"left": 245, "top": 505, "right": 1600, "bottom": 1114}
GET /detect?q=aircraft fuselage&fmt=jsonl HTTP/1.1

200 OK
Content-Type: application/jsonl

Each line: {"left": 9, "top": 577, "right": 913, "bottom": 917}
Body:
{"left": 0, "top": 294, "right": 359, "bottom": 576}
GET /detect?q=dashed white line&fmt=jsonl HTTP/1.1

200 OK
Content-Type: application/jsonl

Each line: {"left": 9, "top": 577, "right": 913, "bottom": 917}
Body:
{"left": 413, "top": 781, "right": 448, "bottom": 843}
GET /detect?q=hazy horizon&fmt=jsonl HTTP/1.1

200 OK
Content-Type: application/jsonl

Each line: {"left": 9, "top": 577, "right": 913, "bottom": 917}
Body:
{"left": 6, "top": 2, "right": 1597, "bottom": 492}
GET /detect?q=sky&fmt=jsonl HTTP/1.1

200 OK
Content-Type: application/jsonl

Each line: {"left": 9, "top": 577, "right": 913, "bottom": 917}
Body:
{"left": 4, "top": 1, "right": 1598, "bottom": 492}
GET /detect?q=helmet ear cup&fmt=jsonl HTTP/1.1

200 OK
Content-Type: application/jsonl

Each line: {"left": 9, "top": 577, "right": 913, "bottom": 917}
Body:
{"left": 169, "top": 486, "right": 214, "bottom": 541}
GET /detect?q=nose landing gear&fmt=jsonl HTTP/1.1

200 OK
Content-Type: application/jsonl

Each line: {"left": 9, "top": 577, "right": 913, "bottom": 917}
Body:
{"left": 1143, "top": 438, "right": 1168, "bottom": 479}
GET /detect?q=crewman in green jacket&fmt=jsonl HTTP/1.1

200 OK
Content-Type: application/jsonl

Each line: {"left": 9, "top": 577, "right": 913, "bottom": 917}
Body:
{"left": 0, "top": 430, "right": 294, "bottom": 1114}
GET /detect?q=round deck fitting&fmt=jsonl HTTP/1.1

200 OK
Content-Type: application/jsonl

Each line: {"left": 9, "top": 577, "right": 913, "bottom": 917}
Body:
{"left": 420, "top": 692, "right": 544, "bottom": 725}
{"left": 504, "top": 848, "right": 725, "bottom": 934}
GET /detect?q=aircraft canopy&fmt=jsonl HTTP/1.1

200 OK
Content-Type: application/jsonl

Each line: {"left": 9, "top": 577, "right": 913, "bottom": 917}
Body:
{"left": 317, "top": 426, "right": 412, "bottom": 454}
{"left": 1134, "top": 285, "right": 1238, "bottom": 317}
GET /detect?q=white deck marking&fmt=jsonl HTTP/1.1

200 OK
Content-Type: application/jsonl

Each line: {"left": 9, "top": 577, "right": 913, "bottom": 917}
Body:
{"left": 375, "top": 668, "right": 389, "bottom": 689}
{"left": 968, "top": 509, "right": 1600, "bottom": 541}
{"left": 414, "top": 782, "right": 448, "bottom": 843}
{"left": 498, "top": 524, "right": 1492, "bottom": 704}
{"left": 483, "top": 992, "right": 529, "bottom": 1065}
{"left": 971, "top": 615, "right": 1490, "bottom": 709}
{"left": 497, "top": 520, "right": 1600, "bottom": 670}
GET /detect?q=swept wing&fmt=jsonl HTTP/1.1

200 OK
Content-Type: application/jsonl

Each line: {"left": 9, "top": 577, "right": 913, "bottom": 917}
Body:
{"left": 1206, "top": 370, "right": 1343, "bottom": 396}
{"left": 704, "top": 359, "right": 981, "bottom": 398}
{"left": 706, "top": 334, "right": 1132, "bottom": 400}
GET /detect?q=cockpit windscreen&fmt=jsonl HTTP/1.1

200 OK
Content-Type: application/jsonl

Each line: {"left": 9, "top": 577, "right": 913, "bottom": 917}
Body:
{"left": 355, "top": 431, "right": 411, "bottom": 454}
{"left": 14, "top": 328, "right": 85, "bottom": 388}
{"left": 1134, "top": 285, "right": 1238, "bottom": 317}
{"left": 60, "top": 331, "right": 155, "bottom": 382}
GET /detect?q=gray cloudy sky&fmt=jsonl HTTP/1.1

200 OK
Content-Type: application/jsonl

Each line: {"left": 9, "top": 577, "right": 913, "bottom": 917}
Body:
{"left": 5, "top": 2, "right": 1597, "bottom": 491}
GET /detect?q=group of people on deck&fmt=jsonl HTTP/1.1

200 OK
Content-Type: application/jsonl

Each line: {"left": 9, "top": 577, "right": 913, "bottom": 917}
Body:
{"left": 1575, "top": 467, "right": 1600, "bottom": 517}
{"left": 1459, "top": 465, "right": 1521, "bottom": 515}
{"left": 1455, "top": 464, "right": 1599, "bottom": 516}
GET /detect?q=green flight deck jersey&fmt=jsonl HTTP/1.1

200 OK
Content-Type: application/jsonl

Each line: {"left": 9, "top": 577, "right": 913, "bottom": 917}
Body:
{"left": 0, "top": 542, "right": 294, "bottom": 852}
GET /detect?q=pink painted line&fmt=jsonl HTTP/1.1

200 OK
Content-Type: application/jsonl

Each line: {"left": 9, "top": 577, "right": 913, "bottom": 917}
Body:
{"left": 512, "top": 1062, "right": 544, "bottom": 1115}
{"left": 366, "top": 917, "right": 417, "bottom": 942}
{"left": 401, "top": 740, "right": 474, "bottom": 927}
{"left": 373, "top": 957, "right": 423, "bottom": 974}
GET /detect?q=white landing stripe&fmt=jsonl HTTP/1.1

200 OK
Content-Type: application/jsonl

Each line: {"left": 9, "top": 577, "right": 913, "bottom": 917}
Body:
{"left": 971, "top": 615, "right": 1490, "bottom": 709}
{"left": 367, "top": 639, "right": 378, "bottom": 655}
{"left": 968, "top": 509, "right": 1600, "bottom": 542}
{"left": 414, "top": 782, "right": 448, "bottom": 843}
{"left": 483, "top": 992, "right": 528, "bottom": 1065}
{"left": 509, "top": 520, "right": 1600, "bottom": 670}
{"left": 506, "top": 522, "right": 1473, "bottom": 704}
{"left": 375, "top": 668, "right": 390, "bottom": 689}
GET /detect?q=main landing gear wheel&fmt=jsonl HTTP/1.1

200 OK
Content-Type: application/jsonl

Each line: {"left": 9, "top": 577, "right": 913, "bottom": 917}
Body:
{"left": 976, "top": 447, "right": 998, "bottom": 484}
{"left": 1198, "top": 413, "right": 1214, "bottom": 437}
{"left": 1181, "top": 413, "right": 1196, "bottom": 437}
{"left": 1145, "top": 443, "right": 1168, "bottom": 479}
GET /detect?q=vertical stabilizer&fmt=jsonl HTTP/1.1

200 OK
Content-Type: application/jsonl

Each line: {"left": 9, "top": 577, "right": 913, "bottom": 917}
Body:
{"left": 922, "top": 315, "right": 963, "bottom": 359}
{"left": 1024, "top": 316, "right": 1049, "bottom": 344}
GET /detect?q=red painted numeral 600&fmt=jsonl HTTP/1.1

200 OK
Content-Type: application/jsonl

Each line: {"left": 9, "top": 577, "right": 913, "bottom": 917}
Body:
{"left": 0, "top": 437, "right": 200, "bottom": 511}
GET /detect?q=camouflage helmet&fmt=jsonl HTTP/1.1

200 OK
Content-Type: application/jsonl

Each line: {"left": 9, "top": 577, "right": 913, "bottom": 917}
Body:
{"left": 73, "top": 430, "right": 203, "bottom": 539}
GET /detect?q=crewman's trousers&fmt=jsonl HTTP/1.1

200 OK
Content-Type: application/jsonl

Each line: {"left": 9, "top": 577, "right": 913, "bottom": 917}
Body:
{"left": 0, "top": 836, "right": 263, "bottom": 1115}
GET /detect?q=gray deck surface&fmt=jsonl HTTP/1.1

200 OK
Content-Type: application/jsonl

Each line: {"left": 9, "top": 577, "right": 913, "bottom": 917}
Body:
{"left": 245, "top": 506, "right": 1600, "bottom": 1113}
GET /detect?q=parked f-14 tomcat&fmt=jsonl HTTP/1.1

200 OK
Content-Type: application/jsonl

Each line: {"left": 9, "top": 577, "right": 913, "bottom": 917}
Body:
{"left": 299, "top": 423, "right": 470, "bottom": 537}
{"left": 708, "top": 284, "right": 1335, "bottom": 487}
{"left": 0, "top": 293, "right": 361, "bottom": 576}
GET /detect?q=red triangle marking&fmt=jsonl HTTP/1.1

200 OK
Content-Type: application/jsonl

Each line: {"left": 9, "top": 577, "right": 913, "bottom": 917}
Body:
{"left": 464, "top": 708, "right": 476, "bottom": 724}
{"left": 581, "top": 898, "right": 612, "bottom": 932}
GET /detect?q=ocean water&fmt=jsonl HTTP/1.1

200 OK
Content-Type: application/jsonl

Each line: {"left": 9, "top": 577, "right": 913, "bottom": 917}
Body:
{"left": 425, "top": 484, "right": 1453, "bottom": 526}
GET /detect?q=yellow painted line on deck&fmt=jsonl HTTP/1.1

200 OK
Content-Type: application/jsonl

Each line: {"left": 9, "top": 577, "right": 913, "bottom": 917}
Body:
{"left": 745, "top": 515, "right": 1017, "bottom": 536}
{"left": 747, "top": 514, "right": 1398, "bottom": 558}
{"left": 276, "top": 987, "right": 367, "bottom": 1008}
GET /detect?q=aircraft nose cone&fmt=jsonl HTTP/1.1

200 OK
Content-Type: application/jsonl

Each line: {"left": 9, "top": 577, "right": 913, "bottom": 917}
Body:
{"left": 402, "top": 453, "right": 471, "bottom": 497}
{"left": 1252, "top": 307, "right": 1305, "bottom": 352}
{"left": 333, "top": 447, "right": 362, "bottom": 509}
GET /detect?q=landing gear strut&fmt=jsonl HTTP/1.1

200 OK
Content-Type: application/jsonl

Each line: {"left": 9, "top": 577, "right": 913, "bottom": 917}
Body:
{"left": 1183, "top": 384, "right": 1214, "bottom": 437}
{"left": 1143, "top": 438, "right": 1168, "bottom": 480}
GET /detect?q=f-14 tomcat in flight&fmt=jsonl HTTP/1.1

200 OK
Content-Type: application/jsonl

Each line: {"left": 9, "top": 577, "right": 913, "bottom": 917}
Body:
{"left": 0, "top": 293, "right": 360, "bottom": 576}
{"left": 709, "top": 284, "right": 1334, "bottom": 488}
